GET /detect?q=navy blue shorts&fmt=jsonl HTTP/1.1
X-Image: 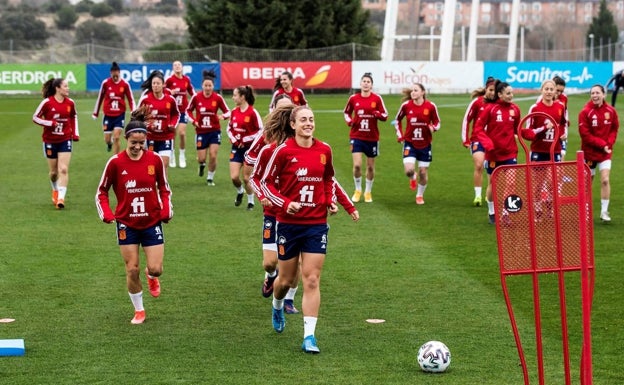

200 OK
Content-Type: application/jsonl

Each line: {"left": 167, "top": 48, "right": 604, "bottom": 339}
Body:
{"left": 178, "top": 113, "right": 188, "bottom": 125}
{"left": 196, "top": 131, "right": 221, "bottom": 150}
{"left": 350, "top": 139, "right": 379, "bottom": 158}
{"left": 262, "top": 215, "right": 277, "bottom": 247}
{"left": 43, "top": 141, "right": 72, "bottom": 159}
{"left": 470, "top": 141, "right": 485, "bottom": 154}
{"left": 102, "top": 114, "right": 125, "bottom": 132}
{"left": 530, "top": 152, "right": 561, "bottom": 162}
{"left": 230, "top": 145, "right": 248, "bottom": 163}
{"left": 485, "top": 158, "right": 517, "bottom": 175}
{"left": 403, "top": 143, "right": 432, "bottom": 163}
{"left": 116, "top": 222, "right": 164, "bottom": 246}
{"left": 148, "top": 139, "right": 174, "bottom": 154}
{"left": 276, "top": 223, "right": 329, "bottom": 261}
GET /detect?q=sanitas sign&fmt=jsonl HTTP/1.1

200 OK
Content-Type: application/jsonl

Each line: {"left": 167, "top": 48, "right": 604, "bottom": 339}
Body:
{"left": 0, "top": 64, "right": 85, "bottom": 91}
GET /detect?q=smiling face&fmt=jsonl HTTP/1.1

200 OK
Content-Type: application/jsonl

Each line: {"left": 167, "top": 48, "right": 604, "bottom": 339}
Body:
{"left": 499, "top": 86, "right": 513, "bottom": 103}
{"left": 541, "top": 80, "right": 556, "bottom": 103}
{"left": 279, "top": 73, "right": 293, "bottom": 91}
{"left": 290, "top": 107, "right": 315, "bottom": 139}
{"left": 126, "top": 132, "right": 146, "bottom": 158}
{"left": 590, "top": 85, "right": 605, "bottom": 106}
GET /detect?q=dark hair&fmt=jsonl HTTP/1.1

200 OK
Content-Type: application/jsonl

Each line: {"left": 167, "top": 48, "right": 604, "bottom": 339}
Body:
{"left": 42, "top": 78, "right": 64, "bottom": 98}
{"left": 472, "top": 76, "right": 497, "bottom": 99}
{"left": 552, "top": 75, "right": 566, "bottom": 87}
{"left": 273, "top": 71, "right": 293, "bottom": 91}
{"left": 361, "top": 72, "right": 373, "bottom": 83}
{"left": 110, "top": 61, "right": 121, "bottom": 72}
{"left": 590, "top": 84, "right": 605, "bottom": 94}
{"left": 263, "top": 104, "right": 296, "bottom": 144}
{"left": 235, "top": 85, "right": 255, "bottom": 106}
{"left": 125, "top": 104, "right": 151, "bottom": 138}
{"left": 140, "top": 70, "right": 165, "bottom": 91}
{"left": 202, "top": 69, "right": 217, "bottom": 81}
{"left": 491, "top": 80, "right": 511, "bottom": 102}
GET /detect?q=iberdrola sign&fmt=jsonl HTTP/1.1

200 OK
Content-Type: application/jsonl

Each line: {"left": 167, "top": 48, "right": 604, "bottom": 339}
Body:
{"left": 0, "top": 64, "right": 86, "bottom": 92}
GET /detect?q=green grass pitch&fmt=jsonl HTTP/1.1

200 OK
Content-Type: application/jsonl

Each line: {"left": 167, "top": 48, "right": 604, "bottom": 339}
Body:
{"left": 0, "top": 91, "right": 622, "bottom": 384}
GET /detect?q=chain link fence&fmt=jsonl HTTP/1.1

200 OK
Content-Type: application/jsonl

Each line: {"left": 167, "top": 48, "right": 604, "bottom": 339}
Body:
{"left": 0, "top": 41, "right": 620, "bottom": 64}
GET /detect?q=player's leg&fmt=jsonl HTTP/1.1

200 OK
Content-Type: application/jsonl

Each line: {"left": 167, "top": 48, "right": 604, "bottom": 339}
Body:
{"left": 242, "top": 163, "right": 255, "bottom": 210}
{"left": 598, "top": 162, "right": 611, "bottom": 221}
{"left": 351, "top": 152, "right": 363, "bottom": 201}
{"left": 177, "top": 122, "right": 187, "bottom": 168}
{"left": 143, "top": 243, "right": 164, "bottom": 297}
{"left": 403, "top": 156, "right": 416, "bottom": 191}
{"left": 55, "top": 151, "right": 72, "bottom": 208}
{"left": 472, "top": 148, "right": 485, "bottom": 206}
{"left": 364, "top": 156, "right": 375, "bottom": 202}
{"left": 45, "top": 148, "right": 59, "bottom": 206}
{"left": 300, "top": 250, "right": 325, "bottom": 353}
{"left": 415, "top": 163, "right": 429, "bottom": 205}
{"left": 112, "top": 126, "right": 123, "bottom": 154}
{"left": 206, "top": 143, "right": 219, "bottom": 185}
{"left": 230, "top": 160, "right": 244, "bottom": 206}
{"left": 120, "top": 243, "right": 145, "bottom": 324}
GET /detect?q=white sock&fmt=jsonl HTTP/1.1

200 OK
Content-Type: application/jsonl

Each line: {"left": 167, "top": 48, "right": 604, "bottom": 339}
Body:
{"left": 247, "top": 194, "right": 254, "bottom": 204}
{"left": 236, "top": 186, "right": 244, "bottom": 194}
{"left": 487, "top": 200, "right": 495, "bottom": 215}
{"left": 354, "top": 177, "right": 362, "bottom": 191}
{"left": 303, "top": 316, "right": 317, "bottom": 338}
{"left": 57, "top": 186, "right": 67, "bottom": 200}
{"left": 272, "top": 296, "right": 284, "bottom": 310}
{"left": 285, "top": 287, "right": 298, "bottom": 301}
{"left": 365, "top": 179, "right": 374, "bottom": 193}
{"left": 416, "top": 184, "right": 427, "bottom": 197}
{"left": 180, "top": 149, "right": 185, "bottom": 156}
{"left": 129, "top": 291, "right": 144, "bottom": 311}
{"left": 50, "top": 180, "right": 58, "bottom": 191}
{"left": 207, "top": 171, "right": 215, "bottom": 180}
{"left": 601, "top": 199, "right": 610, "bottom": 213}
{"left": 265, "top": 270, "right": 277, "bottom": 278}
{"left": 475, "top": 187, "right": 482, "bottom": 197}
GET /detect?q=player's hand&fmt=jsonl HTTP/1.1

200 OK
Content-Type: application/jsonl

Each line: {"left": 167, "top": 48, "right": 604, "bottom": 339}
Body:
{"left": 328, "top": 203, "right": 338, "bottom": 215}
{"left": 462, "top": 141, "right": 470, "bottom": 148}
{"left": 373, "top": 110, "right": 382, "bottom": 119}
{"left": 351, "top": 210, "right": 360, "bottom": 222}
{"left": 168, "top": 126, "right": 176, "bottom": 132}
{"left": 103, "top": 215, "right": 115, "bottom": 223}
{"left": 260, "top": 198, "right": 272, "bottom": 207}
{"left": 160, "top": 209, "right": 171, "bottom": 223}
{"left": 397, "top": 136, "right": 404, "bottom": 143}
{"left": 91, "top": 113, "right": 98, "bottom": 120}
{"left": 286, "top": 201, "right": 300, "bottom": 215}
{"left": 72, "top": 135, "right": 80, "bottom": 142}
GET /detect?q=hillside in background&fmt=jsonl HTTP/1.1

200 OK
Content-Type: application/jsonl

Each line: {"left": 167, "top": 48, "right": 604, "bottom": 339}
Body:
{"left": 40, "top": 13, "right": 188, "bottom": 52}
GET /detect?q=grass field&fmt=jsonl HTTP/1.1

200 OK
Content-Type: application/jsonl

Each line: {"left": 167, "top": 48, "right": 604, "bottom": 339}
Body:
{"left": 0, "top": 91, "right": 623, "bottom": 384}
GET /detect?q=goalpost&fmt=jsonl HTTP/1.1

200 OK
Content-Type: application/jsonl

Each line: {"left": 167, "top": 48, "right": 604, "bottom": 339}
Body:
{"left": 381, "top": 0, "right": 522, "bottom": 62}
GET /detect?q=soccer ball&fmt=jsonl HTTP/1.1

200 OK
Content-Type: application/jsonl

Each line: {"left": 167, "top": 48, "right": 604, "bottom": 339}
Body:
{"left": 417, "top": 340, "right": 451, "bottom": 373}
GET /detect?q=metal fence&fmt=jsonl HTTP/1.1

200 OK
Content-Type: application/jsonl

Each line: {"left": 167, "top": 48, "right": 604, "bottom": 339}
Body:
{"left": 0, "top": 41, "right": 620, "bottom": 64}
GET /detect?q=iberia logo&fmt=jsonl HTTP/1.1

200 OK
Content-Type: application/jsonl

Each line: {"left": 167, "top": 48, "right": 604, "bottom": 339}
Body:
{"left": 305, "top": 65, "right": 331, "bottom": 87}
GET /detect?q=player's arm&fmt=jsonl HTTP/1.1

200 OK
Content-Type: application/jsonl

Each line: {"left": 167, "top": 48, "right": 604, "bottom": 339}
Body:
{"left": 95, "top": 162, "right": 116, "bottom": 223}
{"left": 155, "top": 155, "right": 173, "bottom": 222}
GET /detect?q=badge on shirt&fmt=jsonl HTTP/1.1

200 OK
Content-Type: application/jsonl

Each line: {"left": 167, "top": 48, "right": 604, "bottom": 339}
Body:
{"left": 148, "top": 165, "right": 155, "bottom": 175}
